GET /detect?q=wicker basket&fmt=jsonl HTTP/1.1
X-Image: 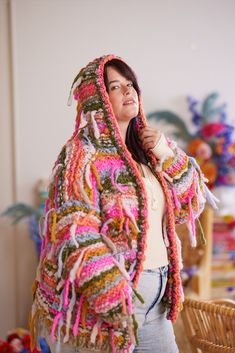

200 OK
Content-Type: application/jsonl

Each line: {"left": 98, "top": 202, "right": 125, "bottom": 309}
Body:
{"left": 181, "top": 298, "right": 235, "bottom": 353}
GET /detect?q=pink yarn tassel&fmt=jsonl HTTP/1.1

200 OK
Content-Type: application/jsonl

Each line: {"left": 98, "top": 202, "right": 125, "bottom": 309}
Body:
{"left": 125, "top": 218, "right": 130, "bottom": 235}
{"left": 110, "top": 329, "right": 116, "bottom": 353}
{"left": 188, "top": 198, "right": 195, "bottom": 236}
{"left": 172, "top": 187, "right": 181, "bottom": 213}
{"left": 41, "top": 238, "right": 45, "bottom": 252}
{"left": 73, "top": 294, "right": 85, "bottom": 336}
{"left": 51, "top": 312, "right": 63, "bottom": 344}
{"left": 126, "top": 288, "right": 133, "bottom": 315}
{"left": 63, "top": 278, "right": 70, "bottom": 308}
{"left": 188, "top": 197, "right": 196, "bottom": 246}
{"left": 111, "top": 168, "right": 118, "bottom": 189}
{"left": 130, "top": 271, "right": 136, "bottom": 281}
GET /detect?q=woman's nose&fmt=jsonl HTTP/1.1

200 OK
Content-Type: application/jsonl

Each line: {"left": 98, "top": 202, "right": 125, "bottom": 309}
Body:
{"left": 123, "top": 86, "right": 131, "bottom": 95}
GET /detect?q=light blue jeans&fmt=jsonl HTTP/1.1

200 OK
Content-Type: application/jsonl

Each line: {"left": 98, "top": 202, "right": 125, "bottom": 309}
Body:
{"left": 132, "top": 266, "right": 179, "bottom": 353}
{"left": 45, "top": 266, "right": 178, "bottom": 353}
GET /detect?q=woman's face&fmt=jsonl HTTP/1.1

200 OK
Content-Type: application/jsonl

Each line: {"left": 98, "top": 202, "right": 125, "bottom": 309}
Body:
{"left": 106, "top": 66, "right": 139, "bottom": 123}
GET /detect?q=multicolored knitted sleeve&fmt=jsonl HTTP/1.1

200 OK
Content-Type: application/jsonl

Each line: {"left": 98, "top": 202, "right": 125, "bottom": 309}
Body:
{"left": 53, "top": 206, "right": 132, "bottom": 319}
{"left": 37, "top": 139, "right": 136, "bottom": 348}
{"left": 154, "top": 138, "right": 209, "bottom": 245}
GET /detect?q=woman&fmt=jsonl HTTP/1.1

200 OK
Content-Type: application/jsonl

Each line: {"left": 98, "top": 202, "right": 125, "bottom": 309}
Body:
{"left": 30, "top": 54, "right": 217, "bottom": 353}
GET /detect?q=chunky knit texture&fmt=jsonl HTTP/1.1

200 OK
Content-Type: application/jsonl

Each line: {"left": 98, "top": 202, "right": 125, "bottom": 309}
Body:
{"left": 30, "top": 55, "right": 211, "bottom": 353}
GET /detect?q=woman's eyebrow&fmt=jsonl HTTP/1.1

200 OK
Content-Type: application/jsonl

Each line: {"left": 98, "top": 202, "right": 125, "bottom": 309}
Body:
{"left": 108, "top": 80, "right": 120, "bottom": 85}
{"left": 108, "top": 79, "right": 131, "bottom": 86}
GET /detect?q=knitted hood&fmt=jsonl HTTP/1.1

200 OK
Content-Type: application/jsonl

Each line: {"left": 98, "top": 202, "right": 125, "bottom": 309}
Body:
{"left": 68, "top": 54, "right": 147, "bottom": 148}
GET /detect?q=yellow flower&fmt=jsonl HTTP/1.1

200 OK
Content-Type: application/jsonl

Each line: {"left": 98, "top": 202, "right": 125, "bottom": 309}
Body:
{"left": 228, "top": 142, "right": 235, "bottom": 155}
{"left": 200, "top": 162, "right": 217, "bottom": 188}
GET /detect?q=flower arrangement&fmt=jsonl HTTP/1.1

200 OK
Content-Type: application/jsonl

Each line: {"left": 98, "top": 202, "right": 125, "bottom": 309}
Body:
{"left": 147, "top": 92, "right": 235, "bottom": 189}
{"left": 0, "top": 328, "right": 49, "bottom": 353}
{"left": 1, "top": 180, "right": 48, "bottom": 258}
{"left": 0, "top": 184, "right": 50, "bottom": 353}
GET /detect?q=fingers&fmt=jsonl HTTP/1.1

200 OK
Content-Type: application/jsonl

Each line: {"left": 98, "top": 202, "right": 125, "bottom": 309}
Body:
{"left": 139, "top": 127, "right": 161, "bottom": 138}
{"left": 142, "top": 140, "right": 157, "bottom": 150}
{"left": 139, "top": 126, "right": 155, "bottom": 137}
{"left": 142, "top": 136, "right": 154, "bottom": 149}
{"left": 141, "top": 136, "right": 157, "bottom": 149}
{"left": 139, "top": 126, "right": 162, "bottom": 150}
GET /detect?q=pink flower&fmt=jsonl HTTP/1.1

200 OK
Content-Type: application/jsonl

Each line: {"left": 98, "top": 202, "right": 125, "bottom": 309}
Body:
{"left": 225, "top": 173, "right": 235, "bottom": 184}
{"left": 228, "top": 156, "right": 235, "bottom": 168}
{"left": 0, "top": 340, "right": 13, "bottom": 353}
{"left": 22, "top": 335, "right": 30, "bottom": 350}
{"left": 195, "top": 142, "right": 212, "bottom": 160}
{"left": 9, "top": 339, "right": 23, "bottom": 353}
{"left": 200, "top": 122, "right": 226, "bottom": 139}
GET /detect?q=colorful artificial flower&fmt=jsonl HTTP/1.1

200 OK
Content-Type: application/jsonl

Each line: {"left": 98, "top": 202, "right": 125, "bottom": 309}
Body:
{"left": 228, "top": 142, "right": 235, "bottom": 155}
{"left": 200, "top": 162, "right": 217, "bottom": 188}
{"left": 1, "top": 180, "right": 48, "bottom": 258}
{"left": 0, "top": 340, "right": 13, "bottom": 353}
{"left": 200, "top": 122, "right": 227, "bottom": 139}
{"left": 9, "top": 339, "right": 23, "bottom": 353}
{"left": 0, "top": 326, "right": 48, "bottom": 353}
{"left": 147, "top": 92, "right": 235, "bottom": 189}
{"left": 195, "top": 142, "right": 212, "bottom": 160}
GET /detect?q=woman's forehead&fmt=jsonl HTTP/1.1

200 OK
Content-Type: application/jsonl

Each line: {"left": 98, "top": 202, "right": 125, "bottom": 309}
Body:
{"left": 107, "top": 66, "right": 131, "bottom": 82}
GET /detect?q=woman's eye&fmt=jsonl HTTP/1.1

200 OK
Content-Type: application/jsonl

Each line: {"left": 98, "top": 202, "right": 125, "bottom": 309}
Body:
{"left": 110, "top": 85, "right": 120, "bottom": 91}
{"left": 127, "top": 83, "right": 133, "bottom": 87}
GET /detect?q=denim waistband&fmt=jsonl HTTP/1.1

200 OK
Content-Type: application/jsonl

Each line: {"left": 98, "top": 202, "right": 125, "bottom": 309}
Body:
{"left": 143, "top": 264, "right": 168, "bottom": 274}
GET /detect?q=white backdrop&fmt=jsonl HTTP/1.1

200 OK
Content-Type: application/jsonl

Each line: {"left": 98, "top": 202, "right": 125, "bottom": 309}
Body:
{"left": 1, "top": 0, "right": 235, "bottom": 335}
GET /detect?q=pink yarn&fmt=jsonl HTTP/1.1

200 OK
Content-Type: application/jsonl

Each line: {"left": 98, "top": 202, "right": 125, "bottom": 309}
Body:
{"left": 172, "top": 187, "right": 181, "bottom": 213}
{"left": 111, "top": 168, "right": 118, "bottom": 189}
{"left": 130, "top": 270, "right": 136, "bottom": 281}
{"left": 39, "top": 282, "right": 54, "bottom": 298}
{"left": 188, "top": 197, "right": 196, "bottom": 245}
{"left": 91, "top": 174, "right": 98, "bottom": 205}
{"left": 73, "top": 294, "right": 85, "bottom": 336}
{"left": 125, "top": 218, "right": 130, "bottom": 235}
{"left": 51, "top": 312, "right": 63, "bottom": 344}
{"left": 106, "top": 208, "right": 121, "bottom": 218}
{"left": 41, "top": 238, "right": 45, "bottom": 252}
{"left": 125, "top": 288, "right": 133, "bottom": 315}
{"left": 75, "top": 225, "right": 99, "bottom": 234}
{"left": 77, "top": 255, "right": 114, "bottom": 284}
{"left": 166, "top": 152, "right": 186, "bottom": 174}
{"left": 63, "top": 278, "right": 70, "bottom": 308}
{"left": 54, "top": 226, "right": 99, "bottom": 250}
{"left": 54, "top": 176, "right": 59, "bottom": 208}
{"left": 110, "top": 329, "right": 116, "bottom": 353}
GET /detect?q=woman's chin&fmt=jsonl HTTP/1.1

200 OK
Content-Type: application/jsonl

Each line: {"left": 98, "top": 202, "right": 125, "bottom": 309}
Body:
{"left": 124, "top": 109, "right": 139, "bottom": 120}
{"left": 119, "top": 115, "right": 137, "bottom": 122}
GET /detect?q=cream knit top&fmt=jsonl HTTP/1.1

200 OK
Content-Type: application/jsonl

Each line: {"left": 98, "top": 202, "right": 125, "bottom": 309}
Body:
{"left": 141, "top": 134, "right": 174, "bottom": 269}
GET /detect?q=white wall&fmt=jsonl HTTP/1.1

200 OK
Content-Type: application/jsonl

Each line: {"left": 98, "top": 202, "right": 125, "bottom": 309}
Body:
{"left": 1, "top": 0, "right": 235, "bottom": 337}
{"left": 0, "top": 0, "right": 17, "bottom": 335}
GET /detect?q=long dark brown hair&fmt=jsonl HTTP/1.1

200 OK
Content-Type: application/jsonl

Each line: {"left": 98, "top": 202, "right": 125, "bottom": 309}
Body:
{"left": 104, "top": 59, "right": 148, "bottom": 165}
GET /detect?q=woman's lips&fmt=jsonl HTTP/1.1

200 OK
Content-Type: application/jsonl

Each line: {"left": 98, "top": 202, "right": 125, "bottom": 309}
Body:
{"left": 123, "top": 99, "right": 135, "bottom": 105}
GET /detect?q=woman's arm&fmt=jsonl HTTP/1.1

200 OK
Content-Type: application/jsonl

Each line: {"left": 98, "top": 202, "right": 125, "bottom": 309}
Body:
{"left": 151, "top": 134, "right": 218, "bottom": 236}
{"left": 41, "top": 141, "right": 133, "bottom": 330}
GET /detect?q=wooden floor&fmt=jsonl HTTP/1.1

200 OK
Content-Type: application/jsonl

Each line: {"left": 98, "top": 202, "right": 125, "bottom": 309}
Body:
{"left": 174, "top": 313, "right": 193, "bottom": 353}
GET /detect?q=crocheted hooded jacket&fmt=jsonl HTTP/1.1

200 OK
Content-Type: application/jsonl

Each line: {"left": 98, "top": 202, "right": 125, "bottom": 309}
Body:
{"left": 30, "top": 55, "right": 215, "bottom": 353}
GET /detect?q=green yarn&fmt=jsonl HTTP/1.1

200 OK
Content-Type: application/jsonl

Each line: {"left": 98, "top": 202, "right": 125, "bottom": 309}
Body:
{"left": 132, "top": 288, "right": 144, "bottom": 304}
{"left": 132, "top": 314, "right": 139, "bottom": 345}
{"left": 196, "top": 218, "right": 206, "bottom": 245}
{"left": 102, "top": 177, "right": 114, "bottom": 190}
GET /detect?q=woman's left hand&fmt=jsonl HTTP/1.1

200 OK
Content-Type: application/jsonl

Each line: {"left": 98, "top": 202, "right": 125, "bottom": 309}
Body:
{"left": 139, "top": 126, "right": 162, "bottom": 151}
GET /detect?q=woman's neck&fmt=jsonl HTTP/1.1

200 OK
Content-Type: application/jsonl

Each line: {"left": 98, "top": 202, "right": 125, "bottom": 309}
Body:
{"left": 117, "top": 120, "right": 130, "bottom": 142}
